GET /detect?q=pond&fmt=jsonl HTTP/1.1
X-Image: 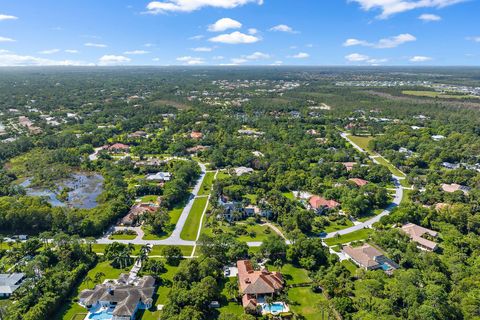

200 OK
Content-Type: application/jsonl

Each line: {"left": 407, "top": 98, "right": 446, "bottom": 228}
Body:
{"left": 20, "top": 173, "right": 104, "bottom": 209}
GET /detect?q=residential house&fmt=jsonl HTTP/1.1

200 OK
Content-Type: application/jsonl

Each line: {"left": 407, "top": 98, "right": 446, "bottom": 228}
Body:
{"left": 342, "top": 162, "right": 357, "bottom": 172}
{"left": 120, "top": 204, "right": 157, "bottom": 226}
{"left": 348, "top": 178, "right": 369, "bottom": 187}
{"left": 441, "top": 183, "right": 471, "bottom": 194}
{"left": 309, "top": 196, "right": 340, "bottom": 214}
{"left": 237, "top": 260, "right": 284, "bottom": 313}
{"left": 128, "top": 131, "right": 147, "bottom": 139}
{"left": 190, "top": 131, "right": 203, "bottom": 140}
{"left": 343, "top": 244, "right": 399, "bottom": 274}
{"left": 401, "top": 223, "right": 438, "bottom": 251}
{"left": 146, "top": 172, "right": 172, "bottom": 183}
{"left": 0, "top": 273, "right": 25, "bottom": 297}
{"left": 432, "top": 135, "right": 446, "bottom": 141}
{"left": 186, "top": 145, "right": 209, "bottom": 154}
{"left": 234, "top": 167, "right": 254, "bottom": 176}
{"left": 79, "top": 274, "right": 155, "bottom": 320}
{"left": 108, "top": 143, "right": 130, "bottom": 153}
{"left": 442, "top": 162, "right": 460, "bottom": 170}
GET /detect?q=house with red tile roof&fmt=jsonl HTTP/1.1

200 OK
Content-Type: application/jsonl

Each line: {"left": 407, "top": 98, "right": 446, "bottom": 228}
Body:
{"left": 349, "top": 178, "right": 369, "bottom": 187}
{"left": 190, "top": 131, "right": 203, "bottom": 140}
{"left": 108, "top": 143, "right": 130, "bottom": 153}
{"left": 342, "top": 162, "right": 357, "bottom": 171}
{"left": 441, "top": 183, "right": 470, "bottom": 194}
{"left": 237, "top": 260, "right": 284, "bottom": 312}
{"left": 309, "top": 196, "right": 340, "bottom": 214}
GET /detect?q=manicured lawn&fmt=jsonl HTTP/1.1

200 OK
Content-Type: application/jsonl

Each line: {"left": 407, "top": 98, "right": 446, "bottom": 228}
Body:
{"left": 141, "top": 195, "right": 160, "bottom": 203}
{"left": 357, "top": 208, "right": 384, "bottom": 223}
{"left": 198, "top": 171, "right": 215, "bottom": 196}
{"left": 267, "top": 263, "right": 311, "bottom": 285}
{"left": 287, "top": 286, "right": 328, "bottom": 320}
{"left": 217, "top": 171, "right": 230, "bottom": 180}
{"left": 324, "top": 228, "right": 373, "bottom": 246}
{"left": 109, "top": 233, "right": 137, "bottom": 240}
{"left": 341, "top": 260, "right": 358, "bottom": 274}
{"left": 282, "top": 191, "right": 294, "bottom": 200}
{"left": 54, "top": 261, "right": 126, "bottom": 320}
{"left": 202, "top": 221, "right": 274, "bottom": 243}
{"left": 347, "top": 135, "right": 374, "bottom": 152}
{"left": 180, "top": 196, "right": 208, "bottom": 241}
{"left": 149, "top": 245, "right": 194, "bottom": 257}
{"left": 92, "top": 243, "right": 142, "bottom": 255}
{"left": 324, "top": 219, "right": 354, "bottom": 233}
{"left": 215, "top": 277, "right": 244, "bottom": 318}
{"left": 373, "top": 156, "right": 406, "bottom": 177}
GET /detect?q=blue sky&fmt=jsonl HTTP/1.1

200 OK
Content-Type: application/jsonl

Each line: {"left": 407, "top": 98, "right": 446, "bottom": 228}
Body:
{"left": 0, "top": 0, "right": 479, "bottom": 66}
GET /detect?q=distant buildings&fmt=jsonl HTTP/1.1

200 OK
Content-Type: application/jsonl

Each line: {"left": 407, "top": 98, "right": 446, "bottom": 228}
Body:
{"left": 401, "top": 223, "right": 438, "bottom": 251}
{"left": 431, "top": 135, "right": 446, "bottom": 141}
{"left": 342, "top": 162, "right": 357, "bottom": 172}
{"left": 120, "top": 203, "right": 158, "bottom": 226}
{"left": 190, "top": 131, "right": 203, "bottom": 140}
{"left": 107, "top": 143, "right": 130, "bottom": 153}
{"left": 0, "top": 273, "right": 25, "bottom": 297}
{"left": 234, "top": 167, "right": 254, "bottom": 176}
{"left": 146, "top": 172, "right": 172, "bottom": 182}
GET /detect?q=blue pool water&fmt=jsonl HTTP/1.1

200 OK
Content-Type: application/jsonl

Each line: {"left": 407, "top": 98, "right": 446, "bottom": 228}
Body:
{"left": 88, "top": 309, "right": 113, "bottom": 320}
{"left": 380, "top": 263, "right": 392, "bottom": 271}
{"left": 263, "top": 302, "right": 285, "bottom": 313}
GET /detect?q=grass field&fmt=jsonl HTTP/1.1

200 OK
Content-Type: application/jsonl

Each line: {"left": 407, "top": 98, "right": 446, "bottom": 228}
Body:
{"left": 347, "top": 135, "right": 374, "bottom": 152}
{"left": 108, "top": 233, "right": 137, "bottom": 240}
{"left": 402, "top": 90, "right": 478, "bottom": 100}
{"left": 324, "top": 228, "right": 373, "bottom": 246}
{"left": 180, "top": 196, "right": 208, "bottom": 241}
{"left": 341, "top": 259, "right": 358, "bottom": 274}
{"left": 202, "top": 221, "right": 274, "bottom": 243}
{"left": 324, "top": 219, "right": 354, "bottom": 233}
{"left": 198, "top": 171, "right": 215, "bottom": 196}
{"left": 92, "top": 243, "right": 193, "bottom": 257}
{"left": 373, "top": 156, "right": 406, "bottom": 177}
{"left": 267, "top": 263, "right": 311, "bottom": 285}
{"left": 288, "top": 287, "right": 328, "bottom": 320}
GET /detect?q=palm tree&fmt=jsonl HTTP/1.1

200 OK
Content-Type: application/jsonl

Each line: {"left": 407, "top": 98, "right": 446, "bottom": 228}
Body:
{"left": 84, "top": 275, "right": 92, "bottom": 288}
{"left": 85, "top": 237, "right": 96, "bottom": 253}
{"left": 225, "top": 281, "right": 238, "bottom": 302}
{"left": 94, "top": 272, "right": 105, "bottom": 284}
{"left": 139, "top": 244, "right": 151, "bottom": 264}
{"left": 273, "top": 259, "right": 284, "bottom": 272}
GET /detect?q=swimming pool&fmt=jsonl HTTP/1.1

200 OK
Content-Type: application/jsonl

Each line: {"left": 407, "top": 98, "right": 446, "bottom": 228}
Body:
{"left": 262, "top": 302, "right": 288, "bottom": 314}
{"left": 88, "top": 308, "right": 113, "bottom": 320}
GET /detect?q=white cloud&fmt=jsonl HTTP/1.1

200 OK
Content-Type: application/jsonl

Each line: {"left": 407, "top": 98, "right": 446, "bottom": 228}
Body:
{"left": 98, "top": 55, "right": 131, "bottom": 65}
{"left": 343, "top": 33, "right": 416, "bottom": 48}
{"left": 248, "top": 28, "right": 258, "bottom": 35}
{"left": 409, "top": 55, "right": 432, "bottom": 62}
{"left": 376, "top": 33, "right": 416, "bottom": 48}
{"left": 209, "top": 31, "right": 260, "bottom": 44}
{"left": 176, "top": 56, "right": 205, "bottom": 65}
{"left": 189, "top": 35, "right": 204, "bottom": 40}
{"left": 192, "top": 47, "right": 213, "bottom": 52}
{"left": 124, "top": 50, "right": 150, "bottom": 55}
{"left": 350, "top": 0, "right": 465, "bottom": 19}
{"left": 38, "top": 49, "right": 61, "bottom": 55}
{"left": 245, "top": 51, "right": 270, "bottom": 60}
{"left": 144, "top": 43, "right": 155, "bottom": 47}
{"left": 269, "top": 24, "right": 297, "bottom": 33}
{"left": 467, "top": 36, "right": 480, "bottom": 43}
{"left": 0, "top": 49, "right": 9, "bottom": 54}
{"left": 208, "top": 18, "right": 242, "bottom": 32}
{"left": 65, "top": 49, "right": 79, "bottom": 54}
{"left": 85, "top": 42, "right": 107, "bottom": 48}
{"left": 367, "top": 58, "right": 388, "bottom": 64}
{"left": 419, "top": 13, "right": 441, "bottom": 21}
{"left": 345, "top": 53, "right": 370, "bottom": 62}
{"left": 213, "top": 55, "right": 225, "bottom": 60}
{"left": 0, "top": 53, "right": 90, "bottom": 66}
{"left": 231, "top": 58, "right": 248, "bottom": 64}
{"left": 0, "top": 36, "right": 15, "bottom": 42}
{"left": 0, "top": 14, "right": 18, "bottom": 21}
{"left": 343, "top": 38, "right": 371, "bottom": 47}
{"left": 271, "top": 60, "right": 283, "bottom": 65}
{"left": 291, "top": 52, "right": 309, "bottom": 59}
{"left": 152, "top": 57, "right": 161, "bottom": 62}
{"left": 146, "top": 0, "right": 263, "bottom": 14}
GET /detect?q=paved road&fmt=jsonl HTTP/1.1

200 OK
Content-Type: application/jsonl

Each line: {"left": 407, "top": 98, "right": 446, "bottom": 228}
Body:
{"left": 96, "top": 161, "right": 207, "bottom": 246}
{"left": 324, "top": 176, "right": 403, "bottom": 239}
{"left": 324, "top": 133, "right": 405, "bottom": 239}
